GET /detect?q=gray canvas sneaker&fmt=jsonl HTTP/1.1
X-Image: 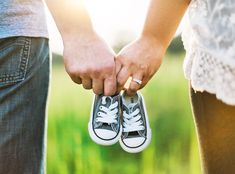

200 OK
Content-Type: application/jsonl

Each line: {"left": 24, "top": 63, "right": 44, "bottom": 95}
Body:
{"left": 88, "top": 94, "right": 122, "bottom": 145}
{"left": 119, "top": 92, "right": 151, "bottom": 153}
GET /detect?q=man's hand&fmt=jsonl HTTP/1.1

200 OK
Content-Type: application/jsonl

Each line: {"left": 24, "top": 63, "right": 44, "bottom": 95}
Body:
{"left": 46, "top": 0, "right": 117, "bottom": 96}
{"left": 115, "top": 34, "right": 165, "bottom": 96}
{"left": 63, "top": 31, "right": 117, "bottom": 96}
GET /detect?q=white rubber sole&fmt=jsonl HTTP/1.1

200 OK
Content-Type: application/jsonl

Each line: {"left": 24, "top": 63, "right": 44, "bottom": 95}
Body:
{"left": 119, "top": 92, "right": 152, "bottom": 153}
{"left": 88, "top": 95, "right": 122, "bottom": 146}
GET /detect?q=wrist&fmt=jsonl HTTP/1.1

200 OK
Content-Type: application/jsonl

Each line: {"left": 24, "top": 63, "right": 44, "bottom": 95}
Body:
{"left": 141, "top": 30, "right": 170, "bottom": 50}
{"left": 62, "top": 28, "right": 98, "bottom": 47}
{"left": 140, "top": 32, "right": 166, "bottom": 56}
{"left": 61, "top": 25, "right": 95, "bottom": 39}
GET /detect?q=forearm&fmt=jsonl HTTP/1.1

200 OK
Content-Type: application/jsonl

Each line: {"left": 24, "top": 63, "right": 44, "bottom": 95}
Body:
{"left": 142, "top": 0, "right": 190, "bottom": 49}
{"left": 45, "top": 0, "right": 117, "bottom": 96}
{"left": 45, "top": 0, "right": 94, "bottom": 40}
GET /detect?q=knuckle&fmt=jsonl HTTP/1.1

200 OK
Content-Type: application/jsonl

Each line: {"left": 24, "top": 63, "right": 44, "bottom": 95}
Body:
{"left": 105, "top": 90, "right": 115, "bottom": 96}
{"left": 93, "top": 88, "right": 102, "bottom": 95}
{"left": 83, "top": 85, "right": 91, "bottom": 90}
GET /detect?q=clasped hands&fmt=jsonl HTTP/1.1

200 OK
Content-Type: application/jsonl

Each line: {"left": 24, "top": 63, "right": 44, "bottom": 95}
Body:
{"left": 63, "top": 31, "right": 165, "bottom": 96}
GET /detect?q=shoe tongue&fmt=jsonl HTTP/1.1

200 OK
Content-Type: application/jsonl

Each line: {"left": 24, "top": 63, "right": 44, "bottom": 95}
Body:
{"left": 122, "top": 93, "right": 139, "bottom": 113}
{"left": 127, "top": 103, "right": 137, "bottom": 110}
{"left": 125, "top": 102, "right": 139, "bottom": 115}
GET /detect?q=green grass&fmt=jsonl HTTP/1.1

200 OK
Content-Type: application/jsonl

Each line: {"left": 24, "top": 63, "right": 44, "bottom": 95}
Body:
{"left": 47, "top": 53, "right": 201, "bottom": 174}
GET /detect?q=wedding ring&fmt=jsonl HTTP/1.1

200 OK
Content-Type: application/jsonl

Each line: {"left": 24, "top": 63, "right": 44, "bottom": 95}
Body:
{"left": 132, "top": 78, "right": 142, "bottom": 85}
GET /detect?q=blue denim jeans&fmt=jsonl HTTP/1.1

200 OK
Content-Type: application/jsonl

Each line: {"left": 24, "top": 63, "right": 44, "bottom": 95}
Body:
{"left": 0, "top": 37, "right": 50, "bottom": 174}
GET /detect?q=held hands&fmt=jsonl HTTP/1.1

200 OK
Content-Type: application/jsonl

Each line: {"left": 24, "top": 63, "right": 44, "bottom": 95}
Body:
{"left": 64, "top": 32, "right": 165, "bottom": 96}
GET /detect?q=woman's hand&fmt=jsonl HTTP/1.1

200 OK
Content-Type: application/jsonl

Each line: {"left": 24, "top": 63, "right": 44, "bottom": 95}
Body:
{"left": 114, "top": 0, "right": 189, "bottom": 96}
{"left": 115, "top": 34, "right": 166, "bottom": 96}
{"left": 63, "top": 31, "right": 117, "bottom": 96}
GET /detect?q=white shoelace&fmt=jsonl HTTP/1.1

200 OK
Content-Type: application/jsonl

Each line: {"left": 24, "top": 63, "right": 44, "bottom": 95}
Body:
{"left": 96, "top": 96, "right": 118, "bottom": 124}
{"left": 123, "top": 107, "right": 145, "bottom": 133}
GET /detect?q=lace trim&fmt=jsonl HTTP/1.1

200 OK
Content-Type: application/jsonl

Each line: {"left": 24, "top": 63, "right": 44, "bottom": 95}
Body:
{"left": 183, "top": 46, "right": 235, "bottom": 106}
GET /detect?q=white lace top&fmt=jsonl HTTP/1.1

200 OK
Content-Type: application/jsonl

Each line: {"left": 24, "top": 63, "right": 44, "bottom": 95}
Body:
{"left": 182, "top": 0, "right": 235, "bottom": 105}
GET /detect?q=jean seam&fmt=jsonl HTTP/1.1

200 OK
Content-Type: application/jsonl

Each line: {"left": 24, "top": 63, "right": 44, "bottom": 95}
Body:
{"left": 0, "top": 37, "right": 31, "bottom": 84}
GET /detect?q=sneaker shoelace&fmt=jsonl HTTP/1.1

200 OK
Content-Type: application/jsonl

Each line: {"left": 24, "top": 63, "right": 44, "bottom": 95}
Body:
{"left": 123, "top": 107, "right": 145, "bottom": 133}
{"left": 96, "top": 96, "right": 118, "bottom": 125}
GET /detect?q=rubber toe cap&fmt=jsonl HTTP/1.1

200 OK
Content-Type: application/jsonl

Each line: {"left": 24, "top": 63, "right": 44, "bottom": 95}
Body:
{"left": 94, "top": 129, "right": 117, "bottom": 140}
{"left": 123, "top": 137, "right": 145, "bottom": 147}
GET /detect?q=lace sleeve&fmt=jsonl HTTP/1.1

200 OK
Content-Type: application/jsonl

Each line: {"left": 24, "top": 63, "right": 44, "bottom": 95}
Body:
{"left": 182, "top": 0, "right": 235, "bottom": 105}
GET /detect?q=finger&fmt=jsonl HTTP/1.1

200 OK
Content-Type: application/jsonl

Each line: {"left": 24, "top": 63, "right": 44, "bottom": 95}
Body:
{"left": 115, "top": 59, "right": 122, "bottom": 75}
{"left": 82, "top": 78, "right": 92, "bottom": 90}
{"left": 104, "top": 74, "right": 116, "bottom": 96}
{"left": 116, "top": 66, "right": 130, "bottom": 92}
{"left": 71, "top": 76, "right": 82, "bottom": 84}
{"left": 92, "top": 78, "right": 104, "bottom": 95}
{"left": 75, "top": 77, "right": 82, "bottom": 84}
{"left": 114, "top": 59, "right": 122, "bottom": 94}
{"left": 126, "top": 73, "right": 144, "bottom": 96}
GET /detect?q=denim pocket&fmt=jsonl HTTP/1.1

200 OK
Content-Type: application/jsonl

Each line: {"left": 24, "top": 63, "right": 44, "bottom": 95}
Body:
{"left": 0, "top": 37, "right": 31, "bottom": 87}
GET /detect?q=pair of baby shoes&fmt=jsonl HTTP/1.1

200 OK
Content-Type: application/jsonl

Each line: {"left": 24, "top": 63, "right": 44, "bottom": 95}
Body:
{"left": 88, "top": 92, "right": 151, "bottom": 153}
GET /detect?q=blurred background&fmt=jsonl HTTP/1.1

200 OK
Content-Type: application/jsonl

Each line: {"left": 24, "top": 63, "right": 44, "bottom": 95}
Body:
{"left": 46, "top": 0, "right": 201, "bottom": 173}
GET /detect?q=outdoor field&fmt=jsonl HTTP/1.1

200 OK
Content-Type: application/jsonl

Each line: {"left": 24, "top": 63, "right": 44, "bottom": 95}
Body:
{"left": 47, "top": 50, "right": 201, "bottom": 174}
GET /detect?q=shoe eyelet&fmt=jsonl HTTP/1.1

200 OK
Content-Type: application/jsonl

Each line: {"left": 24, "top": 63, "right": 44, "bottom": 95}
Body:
{"left": 99, "top": 106, "right": 103, "bottom": 110}
{"left": 98, "top": 112, "right": 101, "bottom": 116}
